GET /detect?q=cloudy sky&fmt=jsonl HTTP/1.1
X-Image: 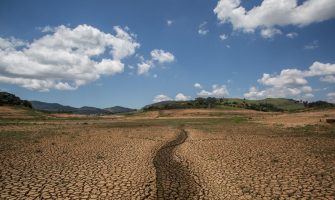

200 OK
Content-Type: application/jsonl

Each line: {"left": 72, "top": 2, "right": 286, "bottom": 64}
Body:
{"left": 0, "top": 0, "right": 335, "bottom": 108}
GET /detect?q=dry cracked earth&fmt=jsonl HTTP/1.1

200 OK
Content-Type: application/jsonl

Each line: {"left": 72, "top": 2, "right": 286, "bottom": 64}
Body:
{"left": 0, "top": 114, "right": 335, "bottom": 199}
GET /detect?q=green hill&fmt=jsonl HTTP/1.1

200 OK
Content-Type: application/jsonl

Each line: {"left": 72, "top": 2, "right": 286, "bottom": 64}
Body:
{"left": 0, "top": 92, "right": 32, "bottom": 108}
{"left": 143, "top": 97, "right": 334, "bottom": 112}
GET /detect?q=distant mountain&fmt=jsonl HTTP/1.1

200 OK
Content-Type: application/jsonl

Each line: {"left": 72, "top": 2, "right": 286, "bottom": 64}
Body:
{"left": 31, "top": 100, "right": 135, "bottom": 115}
{"left": 104, "top": 106, "right": 136, "bottom": 114}
{"left": 31, "top": 101, "right": 108, "bottom": 115}
{"left": 31, "top": 101, "right": 77, "bottom": 113}
{"left": 0, "top": 92, "right": 32, "bottom": 108}
{"left": 74, "top": 106, "right": 110, "bottom": 115}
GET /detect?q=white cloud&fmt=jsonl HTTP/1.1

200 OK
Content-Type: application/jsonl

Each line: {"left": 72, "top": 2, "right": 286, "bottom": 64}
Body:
{"left": 307, "top": 61, "right": 335, "bottom": 76}
{"left": 153, "top": 94, "right": 172, "bottom": 103}
{"left": 219, "top": 34, "right": 228, "bottom": 40}
{"left": 167, "top": 20, "right": 174, "bottom": 26}
{"left": 286, "top": 32, "right": 298, "bottom": 38}
{"left": 175, "top": 93, "right": 192, "bottom": 101}
{"left": 244, "top": 61, "right": 335, "bottom": 99}
{"left": 137, "top": 49, "right": 175, "bottom": 75}
{"left": 128, "top": 65, "right": 135, "bottom": 69}
{"left": 95, "top": 59, "right": 124, "bottom": 75}
{"left": 137, "top": 61, "right": 153, "bottom": 75}
{"left": 258, "top": 69, "right": 308, "bottom": 87}
{"left": 0, "top": 37, "right": 27, "bottom": 50}
{"left": 244, "top": 86, "right": 313, "bottom": 99}
{"left": 197, "top": 84, "right": 229, "bottom": 98}
{"left": 39, "top": 25, "right": 56, "bottom": 33}
{"left": 150, "top": 49, "right": 175, "bottom": 63}
{"left": 198, "top": 29, "right": 209, "bottom": 35}
{"left": 327, "top": 92, "right": 335, "bottom": 103}
{"left": 301, "top": 86, "right": 313, "bottom": 93}
{"left": 328, "top": 92, "right": 335, "bottom": 98}
{"left": 320, "top": 75, "right": 335, "bottom": 83}
{"left": 214, "top": 0, "right": 335, "bottom": 36}
{"left": 153, "top": 74, "right": 158, "bottom": 78}
{"left": 304, "top": 40, "right": 319, "bottom": 50}
{"left": 198, "top": 21, "right": 209, "bottom": 36}
{"left": 153, "top": 93, "right": 192, "bottom": 102}
{"left": 194, "top": 83, "right": 202, "bottom": 89}
{"left": 303, "top": 93, "right": 314, "bottom": 98}
{"left": 260, "top": 27, "right": 282, "bottom": 38}
{"left": 0, "top": 24, "right": 140, "bottom": 91}
{"left": 111, "top": 26, "right": 140, "bottom": 60}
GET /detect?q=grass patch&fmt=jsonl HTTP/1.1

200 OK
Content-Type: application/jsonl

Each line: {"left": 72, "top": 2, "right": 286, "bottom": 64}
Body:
{"left": 0, "top": 125, "right": 64, "bottom": 142}
{"left": 288, "top": 124, "right": 335, "bottom": 137}
{"left": 229, "top": 116, "right": 247, "bottom": 124}
{"left": 213, "top": 105, "right": 242, "bottom": 110}
{"left": 0, "top": 131, "right": 28, "bottom": 140}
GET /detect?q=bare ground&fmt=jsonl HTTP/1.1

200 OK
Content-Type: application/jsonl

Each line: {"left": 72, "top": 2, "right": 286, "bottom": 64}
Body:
{"left": 0, "top": 108, "right": 334, "bottom": 199}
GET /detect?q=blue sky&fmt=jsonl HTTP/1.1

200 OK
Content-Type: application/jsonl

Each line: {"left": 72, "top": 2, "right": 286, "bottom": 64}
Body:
{"left": 0, "top": 0, "right": 335, "bottom": 108}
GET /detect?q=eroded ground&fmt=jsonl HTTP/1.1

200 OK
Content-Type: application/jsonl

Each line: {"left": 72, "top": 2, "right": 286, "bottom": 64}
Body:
{"left": 179, "top": 123, "right": 335, "bottom": 199}
{"left": 0, "top": 108, "right": 334, "bottom": 199}
{"left": 0, "top": 122, "right": 176, "bottom": 199}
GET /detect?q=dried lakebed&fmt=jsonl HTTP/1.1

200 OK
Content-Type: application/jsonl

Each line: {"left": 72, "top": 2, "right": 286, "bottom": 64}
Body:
{"left": 1, "top": 120, "right": 334, "bottom": 199}
{"left": 153, "top": 129, "right": 203, "bottom": 199}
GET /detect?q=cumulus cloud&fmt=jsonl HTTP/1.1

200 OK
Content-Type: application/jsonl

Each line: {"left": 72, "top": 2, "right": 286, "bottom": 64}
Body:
{"left": 0, "top": 37, "right": 27, "bottom": 50}
{"left": 260, "top": 27, "right": 282, "bottom": 38}
{"left": 286, "top": 32, "right": 298, "bottom": 39}
{"left": 137, "top": 49, "right": 175, "bottom": 75}
{"left": 244, "top": 61, "right": 335, "bottom": 99}
{"left": 197, "top": 84, "right": 229, "bottom": 98}
{"left": 194, "top": 83, "right": 202, "bottom": 89}
{"left": 308, "top": 62, "right": 335, "bottom": 76}
{"left": 153, "top": 93, "right": 192, "bottom": 102}
{"left": 258, "top": 69, "right": 308, "bottom": 87}
{"left": 320, "top": 75, "right": 335, "bottom": 83}
{"left": 214, "top": 0, "right": 335, "bottom": 36}
{"left": 219, "top": 34, "right": 228, "bottom": 40}
{"left": 198, "top": 21, "right": 209, "bottom": 36}
{"left": 39, "top": 25, "right": 56, "bottom": 33}
{"left": 198, "top": 29, "right": 209, "bottom": 35}
{"left": 95, "top": 59, "right": 124, "bottom": 75}
{"left": 137, "top": 61, "right": 153, "bottom": 75}
{"left": 175, "top": 93, "right": 192, "bottom": 101}
{"left": 327, "top": 92, "right": 335, "bottom": 103}
{"left": 153, "top": 94, "right": 172, "bottom": 103}
{"left": 244, "top": 86, "right": 314, "bottom": 99}
{"left": 150, "top": 49, "right": 175, "bottom": 63}
{"left": 0, "top": 24, "right": 140, "bottom": 91}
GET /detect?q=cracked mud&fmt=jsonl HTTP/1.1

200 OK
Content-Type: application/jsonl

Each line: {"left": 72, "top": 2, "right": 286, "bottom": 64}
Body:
{"left": 1, "top": 110, "right": 335, "bottom": 199}
{"left": 154, "top": 129, "right": 203, "bottom": 199}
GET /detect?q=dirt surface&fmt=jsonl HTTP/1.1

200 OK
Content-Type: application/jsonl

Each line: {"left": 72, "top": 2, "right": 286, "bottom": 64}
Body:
{"left": 0, "top": 123, "right": 176, "bottom": 199}
{"left": 255, "top": 109, "right": 335, "bottom": 127}
{"left": 156, "top": 109, "right": 264, "bottom": 119}
{"left": 179, "top": 126, "right": 335, "bottom": 199}
{"left": 0, "top": 106, "right": 36, "bottom": 119}
{"left": 154, "top": 129, "right": 203, "bottom": 199}
{"left": 1, "top": 108, "right": 335, "bottom": 199}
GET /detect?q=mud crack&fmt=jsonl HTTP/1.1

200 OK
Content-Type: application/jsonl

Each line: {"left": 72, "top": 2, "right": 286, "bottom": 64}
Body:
{"left": 153, "top": 129, "right": 203, "bottom": 199}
